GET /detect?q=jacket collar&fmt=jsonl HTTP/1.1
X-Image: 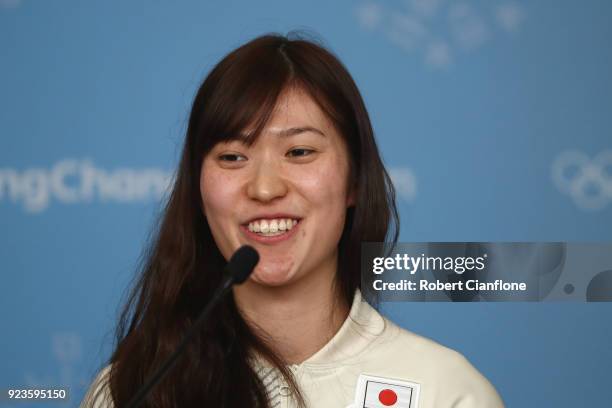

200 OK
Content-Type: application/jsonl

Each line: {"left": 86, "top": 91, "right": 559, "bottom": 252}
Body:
{"left": 251, "top": 289, "right": 385, "bottom": 370}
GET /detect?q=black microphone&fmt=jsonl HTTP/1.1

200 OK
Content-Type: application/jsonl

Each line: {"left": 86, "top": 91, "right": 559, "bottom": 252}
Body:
{"left": 225, "top": 245, "right": 259, "bottom": 284}
{"left": 125, "top": 245, "right": 259, "bottom": 408}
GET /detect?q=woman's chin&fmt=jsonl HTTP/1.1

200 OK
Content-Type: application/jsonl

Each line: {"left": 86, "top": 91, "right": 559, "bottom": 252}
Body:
{"left": 250, "top": 262, "right": 296, "bottom": 287}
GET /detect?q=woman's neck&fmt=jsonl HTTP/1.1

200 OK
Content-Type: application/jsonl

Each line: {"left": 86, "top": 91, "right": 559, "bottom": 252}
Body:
{"left": 233, "top": 266, "right": 350, "bottom": 365}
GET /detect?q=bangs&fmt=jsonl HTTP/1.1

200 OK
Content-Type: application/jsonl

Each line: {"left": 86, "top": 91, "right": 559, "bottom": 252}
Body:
{"left": 188, "top": 33, "right": 361, "bottom": 187}
{"left": 194, "top": 38, "right": 295, "bottom": 155}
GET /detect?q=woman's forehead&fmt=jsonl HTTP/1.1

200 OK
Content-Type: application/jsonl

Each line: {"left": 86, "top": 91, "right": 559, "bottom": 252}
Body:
{"left": 243, "top": 87, "right": 336, "bottom": 139}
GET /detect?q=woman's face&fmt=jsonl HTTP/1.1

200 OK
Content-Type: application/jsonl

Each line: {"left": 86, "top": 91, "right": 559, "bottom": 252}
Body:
{"left": 200, "top": 87, "right": 354, "bottom": 287}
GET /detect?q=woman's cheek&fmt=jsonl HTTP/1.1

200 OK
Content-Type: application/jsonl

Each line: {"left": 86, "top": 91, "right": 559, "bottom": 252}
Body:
{"left": 201, "top": 167, "right": 240, "bottom": 212}
{"left": 200, "top": 169, "right": 243, "bottom": 260}
{"left": 296, "top": 160, "right": 350, "bottom": 204}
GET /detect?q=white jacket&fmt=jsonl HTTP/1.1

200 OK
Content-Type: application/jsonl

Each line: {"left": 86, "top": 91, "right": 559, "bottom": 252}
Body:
{"left": 81, "top": 290, "right": 504, "bottom": 408}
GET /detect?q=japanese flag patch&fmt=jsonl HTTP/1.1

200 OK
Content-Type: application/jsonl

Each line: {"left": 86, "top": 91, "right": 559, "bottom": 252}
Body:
{"left": 351, "top": 374, "right": 420, "bottom": 408}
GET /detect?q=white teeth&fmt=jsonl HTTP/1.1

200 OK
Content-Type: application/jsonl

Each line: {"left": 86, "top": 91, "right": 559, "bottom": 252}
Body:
{"left": 260, "top": 220, "right": 269, "bottom": 233}
{"left": 247, "top": 218, "right": 299, "bottom": 235}
{"left": 269, "top": 219, "right": 278, "bottom": 233}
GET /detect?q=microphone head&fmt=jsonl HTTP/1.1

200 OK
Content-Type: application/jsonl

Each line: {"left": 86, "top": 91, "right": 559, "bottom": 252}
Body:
{"left": 226, "top": 245, "right": 259, "bottom": 284}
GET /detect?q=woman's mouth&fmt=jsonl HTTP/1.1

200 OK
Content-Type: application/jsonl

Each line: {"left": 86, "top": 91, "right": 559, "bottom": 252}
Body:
{"left": 241, "top": 217, "right": 301, "bottom": 243}
{"left": 248, "top": 218, "right": 298, "bottom": 236}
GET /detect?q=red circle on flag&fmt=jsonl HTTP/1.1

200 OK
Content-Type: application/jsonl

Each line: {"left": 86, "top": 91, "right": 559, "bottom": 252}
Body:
{"left": 378, "top": 388, "right": 397, "bottom": 406}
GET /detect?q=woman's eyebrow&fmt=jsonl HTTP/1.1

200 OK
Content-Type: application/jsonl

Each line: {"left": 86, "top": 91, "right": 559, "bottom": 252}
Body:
{"left": 236, "top": 126, "right": 326, "bottom": 141}
{"left": 275, "top": 126, "right": 326, "bottom": 138}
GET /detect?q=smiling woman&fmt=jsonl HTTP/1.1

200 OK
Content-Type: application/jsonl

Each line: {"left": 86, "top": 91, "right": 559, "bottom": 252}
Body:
{"left": 201, "top": 87, "right": 354, "bottom": 291}
{"left": 81, "top": 33, "right": 503, "bottom": 408}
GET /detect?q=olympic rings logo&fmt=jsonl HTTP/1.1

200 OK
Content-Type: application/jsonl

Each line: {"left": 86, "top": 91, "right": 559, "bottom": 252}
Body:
{"left": 552, "top": 150, "right": 612, "bottom": 210}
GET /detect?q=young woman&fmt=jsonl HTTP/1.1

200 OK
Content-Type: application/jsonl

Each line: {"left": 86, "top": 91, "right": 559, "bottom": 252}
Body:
{"left": 82, "top": 33, "right": 503, "bottom": 408}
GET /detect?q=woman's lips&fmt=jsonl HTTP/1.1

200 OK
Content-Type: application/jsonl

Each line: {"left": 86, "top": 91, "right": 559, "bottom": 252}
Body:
{"left": 240, "top": 220, "right": 301, "bottom": 244}
{"left": 243, "top": 214, "right": 302, "bottom": 224}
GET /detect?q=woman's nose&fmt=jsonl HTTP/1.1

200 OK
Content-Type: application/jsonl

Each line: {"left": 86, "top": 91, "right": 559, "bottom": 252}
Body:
{"left": 246, "top": 160, "right": 288, "bottom": 203}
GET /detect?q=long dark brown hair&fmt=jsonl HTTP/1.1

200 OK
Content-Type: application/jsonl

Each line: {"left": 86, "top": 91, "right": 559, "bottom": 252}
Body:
{"left": 101, "top": 32, "right": 399, "bottom": 407}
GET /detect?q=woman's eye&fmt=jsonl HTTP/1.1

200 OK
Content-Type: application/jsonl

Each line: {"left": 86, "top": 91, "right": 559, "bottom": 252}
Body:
{"left": 287, "top": 148, "right": 314, "bottom": 158}
{"left": 218, "top": 153, "right": 246, "bottom": 162}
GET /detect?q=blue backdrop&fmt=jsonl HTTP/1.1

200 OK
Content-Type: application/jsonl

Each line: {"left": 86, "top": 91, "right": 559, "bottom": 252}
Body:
{"left": 1, "top": 1, "right": 611, "bottom": 407}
